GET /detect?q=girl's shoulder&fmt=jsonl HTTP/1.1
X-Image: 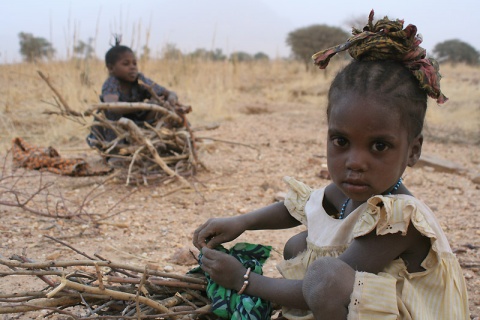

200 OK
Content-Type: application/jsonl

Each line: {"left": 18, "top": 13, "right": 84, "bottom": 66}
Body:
{"left": 283, "top": 177, "right": 339, "bottom": 223}
{"left": 102, "top": 75, "right": 120, "bottom": 89}
{"left": 352, "top": 194, "right": 453, "bottom": 253}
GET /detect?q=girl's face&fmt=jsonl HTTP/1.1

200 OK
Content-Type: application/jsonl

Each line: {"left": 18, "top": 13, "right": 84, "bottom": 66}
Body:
{"left": 108, "top": 51, "right": 138, "bottom": 83}
{"left": 327, "top": 92, "right": 422, "bottom": 203}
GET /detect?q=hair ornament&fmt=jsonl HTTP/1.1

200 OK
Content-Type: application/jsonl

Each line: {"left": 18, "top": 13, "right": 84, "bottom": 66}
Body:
{"left": 312, "top": 10, "right": 447, "bottom": 104}
{"left": 112, "top": 34, "right": 122, "bottom": 47}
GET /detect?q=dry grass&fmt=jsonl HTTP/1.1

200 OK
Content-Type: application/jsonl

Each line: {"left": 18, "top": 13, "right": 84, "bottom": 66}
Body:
{"left": 0, "top": 59, "right": 478, "bottom": 152}
{"left": 426, "top": 64, "right": 480, "bottom": 126}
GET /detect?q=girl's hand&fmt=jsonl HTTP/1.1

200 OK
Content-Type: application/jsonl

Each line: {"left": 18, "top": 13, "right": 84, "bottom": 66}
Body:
{"left": 200, "top": 247, "right": 246, "bottom": 290}
{"left": 167, "top": 92, "right": 178, "bottom": 104}
{"left": 193, "top": 217, "right": 246, "bottom": 250}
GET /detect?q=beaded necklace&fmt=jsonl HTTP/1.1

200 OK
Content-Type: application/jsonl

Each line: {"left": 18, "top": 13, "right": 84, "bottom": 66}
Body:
{"left": 339, "top": 178, "right": 403, "bottom": 220}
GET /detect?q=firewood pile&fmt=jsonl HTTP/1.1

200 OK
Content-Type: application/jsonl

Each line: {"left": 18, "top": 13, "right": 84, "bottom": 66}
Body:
{"left": 85, "top": 101, "right": 201, "bottom": 187}
{"left": 38, "top": 71, "right": 205, "bottom": 187}
{"left": 0, "top": 238, "right": 213, "bottom": 319}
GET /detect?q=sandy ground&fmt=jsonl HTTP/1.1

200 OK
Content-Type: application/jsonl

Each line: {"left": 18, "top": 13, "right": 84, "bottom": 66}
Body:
{"left": 1, "top": 101, "right": 479, "bottom": 319}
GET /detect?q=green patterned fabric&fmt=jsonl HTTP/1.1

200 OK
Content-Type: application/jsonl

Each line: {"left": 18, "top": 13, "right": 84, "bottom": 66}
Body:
{"left": 190, "top": 243, "right": 273, "bottom": 320}
{"left": 312, "top": 9, "right": 447, "bottom": 104}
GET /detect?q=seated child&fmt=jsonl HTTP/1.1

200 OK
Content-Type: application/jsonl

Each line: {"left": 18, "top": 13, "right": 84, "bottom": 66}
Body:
{"left": 192, "top": 11, "right": 470, "bottom": 319}
{"left": 87, "top": 37, "right": 178, "bottom": 148}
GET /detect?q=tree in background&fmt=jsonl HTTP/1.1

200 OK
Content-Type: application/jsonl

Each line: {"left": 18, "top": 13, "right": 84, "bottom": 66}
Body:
{"left": 229, "top": 51, "right": 252, "bottom": 62}
{"left": 73, "top": 38, "right": 96, "bottom": 87}
{"left": 286, "top": 25, "right": 349, "bottom": 70}
{"left": 74, "top": 38, "right": 95, "bottom": 60}
{"left": 189, "top": 48, "right": 226, "bottom": 61}
{"left": 18, "top": 32, "right": 55, "bottom": 62}
{"left": 253, "top": 52, "right": 269, "bottom": 61}
{"left": 161, "top": 43, "right": 182, "bottom": 60}
{"left": 140, "top": 44, "right": 151, "bottom": 61}
{"left": 433, "top": 39, "right": 479, "bottom": 65}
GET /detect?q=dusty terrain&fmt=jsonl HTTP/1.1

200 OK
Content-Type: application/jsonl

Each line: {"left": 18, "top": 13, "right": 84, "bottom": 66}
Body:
{"left": 0, "top": 99, "right": 479, "bottom": 319}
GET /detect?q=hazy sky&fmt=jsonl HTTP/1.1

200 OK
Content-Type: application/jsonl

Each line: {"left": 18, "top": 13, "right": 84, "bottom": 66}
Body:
{"left": 1, "top": 0, "right": 477, "bottom": 63}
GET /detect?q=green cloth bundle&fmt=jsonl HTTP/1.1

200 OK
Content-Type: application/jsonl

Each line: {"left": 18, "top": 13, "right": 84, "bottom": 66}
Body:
{"left": 190, "top": 243, "right": 273, "bottom": 320}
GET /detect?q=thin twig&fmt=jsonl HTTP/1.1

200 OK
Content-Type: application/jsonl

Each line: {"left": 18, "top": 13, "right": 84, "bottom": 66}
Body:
{"left": 37, "top": 71, "right": 82, "bottom": 117}
{"left": 44, "top": 235, "right": 96, "bottom": 260}
{"left": 0, "top": 258, "right": 206, "bottom": 285}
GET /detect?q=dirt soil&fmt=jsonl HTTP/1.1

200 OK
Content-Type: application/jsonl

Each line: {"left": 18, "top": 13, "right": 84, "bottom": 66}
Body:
{"left": 1, "top": 102, "right": 479, "bottom": 319}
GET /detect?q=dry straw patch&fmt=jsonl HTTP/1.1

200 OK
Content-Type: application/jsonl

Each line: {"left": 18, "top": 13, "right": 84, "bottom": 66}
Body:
{"left": 0, "top": 59, "right": 478, "bottom": 152}
{"left": 425, "top": 63, "right": 480, "bottom": 141}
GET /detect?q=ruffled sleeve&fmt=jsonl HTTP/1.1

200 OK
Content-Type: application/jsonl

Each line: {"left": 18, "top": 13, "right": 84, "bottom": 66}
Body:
{"left": 283, "top": 176, "right": 313, "bottom": 226}
{"left": 353, "top": 195, "right": 437, "bottom": 240}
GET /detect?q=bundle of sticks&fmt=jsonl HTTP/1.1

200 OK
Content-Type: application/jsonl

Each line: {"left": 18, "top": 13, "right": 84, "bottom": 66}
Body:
{"left": 0, "top": 247, "right": 213, "bottom": 319}
{"left": 39, "top": 71, "right": 204, "bottom": 187}
{"left": 85, "top": 101, "right": 200, "bottom": 187}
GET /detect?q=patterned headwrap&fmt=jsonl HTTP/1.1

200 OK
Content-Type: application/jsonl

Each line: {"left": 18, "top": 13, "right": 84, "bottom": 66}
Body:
{"left": 312, "top": 10, "right": 447, "bottom": 104}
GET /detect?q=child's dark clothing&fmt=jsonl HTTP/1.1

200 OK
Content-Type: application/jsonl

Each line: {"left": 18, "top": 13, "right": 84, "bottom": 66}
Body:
{"left": 87, "top": 73, "right": 169, "bottom": 148}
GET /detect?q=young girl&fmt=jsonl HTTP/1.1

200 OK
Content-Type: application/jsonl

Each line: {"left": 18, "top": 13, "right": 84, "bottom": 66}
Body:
{"left": 192, "top": 11, "right": 470, "bottom": 319}
{"left": 87, "top": 37, "right": 178, "bottom": 147}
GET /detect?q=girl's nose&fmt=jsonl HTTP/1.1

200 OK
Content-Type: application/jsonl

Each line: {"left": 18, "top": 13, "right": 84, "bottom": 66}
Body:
{"left": 345, "top": 149, "right": 368, "bottom": 172}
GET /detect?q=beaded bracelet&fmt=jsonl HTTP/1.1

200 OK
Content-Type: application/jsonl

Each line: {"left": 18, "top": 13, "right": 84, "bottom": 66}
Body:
{"left": 237, "top": 267, "right": 251, "bottom": 295}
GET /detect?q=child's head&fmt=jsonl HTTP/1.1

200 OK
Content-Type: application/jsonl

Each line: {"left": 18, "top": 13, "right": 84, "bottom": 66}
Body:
{"left": 328, "top": 60, "right": 427, "bottom": 140}
{"left": 325, "top": 64, "right": 424, "bottom": 201}
{"left": 312, "top": 10, "right": 446, "bottom": 201}
{"left": 105, "top": 36, "right": 138, "bottom": 82}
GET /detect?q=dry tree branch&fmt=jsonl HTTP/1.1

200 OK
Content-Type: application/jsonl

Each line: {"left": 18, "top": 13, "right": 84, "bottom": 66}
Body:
{"left": 196, "top": 136, "right": 261, "bottom": 157}
{"left": 0, "top": 296, "right": 82, "bottom": 315}
{"left": 118, "top": 118, "right": 192, "bottom": 188}
{"left": 44, "top": 235, "right": 96, "bottom": 260}
{"left": 37, "top": 71, "right": 80, "bottom": 116}
{"left": 38, "top": 68, "right": 202, "bottom": 186}
{"left": 87, "top": 103, "right": 183, "bottom": 126}
{"left": 37, "top": 70, "right": 83, "bottom": 118}
{"left": 0, "top": 258, "right": 206, "bottom": 284}
{"left": 0, "top": 250, "right": 215, "bottom": 319}
{"left": 1, "top": 156, "right": 134, "bottom": 222}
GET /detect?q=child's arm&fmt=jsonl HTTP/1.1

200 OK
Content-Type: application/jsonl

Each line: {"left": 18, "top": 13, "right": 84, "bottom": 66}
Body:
{"left": 100, "top": 78, "right": 139, "bottom": 116}
{"left": 200, "top": 247, "right": 309, "bottom": 310}
{"left": 138, "top": 74, "right": 178, "bottom": 104}
{"left": 299, "top": 224, "right": 430, "bottom": 317}
{"left": 339, "top": 223, "right": 430, "bottom": 274}
{"left": 193, "top": 201, "right": 300, "bottom": 250}
{"left": 103, "top": 94, "right": 119, "bottom": 103}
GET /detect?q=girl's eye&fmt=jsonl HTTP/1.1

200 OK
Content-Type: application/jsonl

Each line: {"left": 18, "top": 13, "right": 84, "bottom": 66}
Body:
{"left": 332, "top": 137, "right": 348, "bottom": 147}
{"left": 372, "top": 142, "right": 389, "bottom": 152}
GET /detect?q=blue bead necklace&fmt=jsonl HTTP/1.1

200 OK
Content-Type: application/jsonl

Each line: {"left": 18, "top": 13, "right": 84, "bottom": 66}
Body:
{"left": 339, "top": 178, "right": 403, "bottom": 220}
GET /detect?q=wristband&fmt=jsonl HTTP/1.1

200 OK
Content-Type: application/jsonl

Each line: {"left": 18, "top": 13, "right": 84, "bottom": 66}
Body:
{"left": 237, "top": 267, "right": 251, "bottom": 295}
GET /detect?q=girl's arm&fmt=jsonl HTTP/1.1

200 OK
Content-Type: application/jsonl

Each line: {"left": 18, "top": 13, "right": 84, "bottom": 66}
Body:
{"left": 200, "top": 247, "right": 309, "bottom": 310}
{"left": 103, "top": 94, "right": 119, "bottom": 103}
{"left": 339, "top": 223, "right": 430, "bottom": 273}
{"left": 193, "top": 201, "right": 300, "bottom": 250}
{"left": 138, "top": 73, "right": 178, "bottom": 103}
{"left": 101, "top": 78, "right": 139, "bottom": 116}
{"left": 300, "top": 224, "right": 429, "bottom": 318}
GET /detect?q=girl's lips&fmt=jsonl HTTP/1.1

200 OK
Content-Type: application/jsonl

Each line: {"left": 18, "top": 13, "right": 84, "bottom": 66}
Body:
{"left": 343, "top": 181, "right": 370, "bottom": 194}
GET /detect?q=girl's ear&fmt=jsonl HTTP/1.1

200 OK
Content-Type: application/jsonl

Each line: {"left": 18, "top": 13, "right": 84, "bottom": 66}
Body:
{"left": 407, "top": 134, "right": 423, "bottom": 167}
{"left": 106, "top": 63, "right": 114, "bottom": 73}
